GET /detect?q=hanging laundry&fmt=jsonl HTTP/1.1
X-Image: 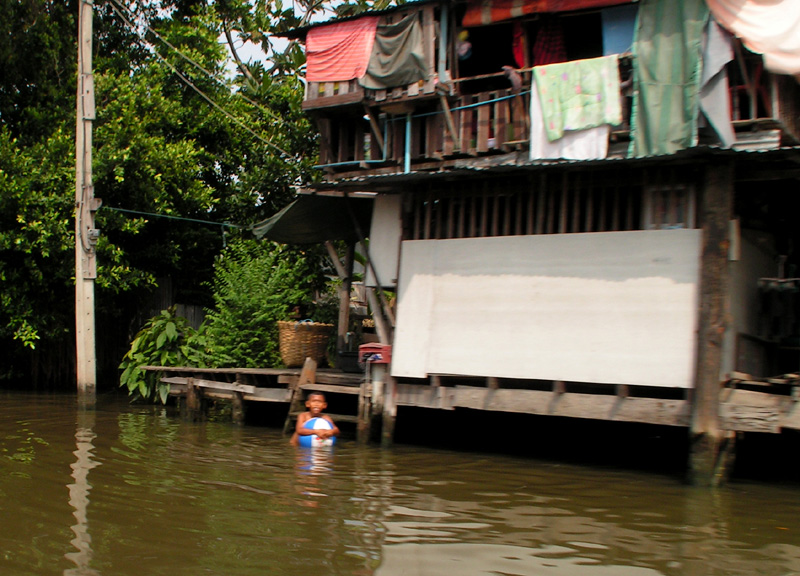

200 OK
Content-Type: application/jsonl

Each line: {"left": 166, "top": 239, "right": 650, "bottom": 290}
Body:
{"left": 360, "top": 14, "right": 427, "bottom": 90}
{"left": 699, "top": 18, "right": 735, "bottom": 148}
{"left": 533, "top": 55, "right": 622, "bottom": 142}
{"left": 707, "top": 0, "right": 800, "bottom": 77}
{"left": 529, "top": 78, "right": 611, "bottom": 160}
{"left": 627, "top": 0, "right": 709, "bottom": 158}
{"left": 306, "top": 17, "right": 380, "bottom": 82}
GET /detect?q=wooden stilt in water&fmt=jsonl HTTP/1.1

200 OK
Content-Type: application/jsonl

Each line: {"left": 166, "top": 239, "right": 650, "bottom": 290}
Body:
{"left": 382, "top": 374, "right": 397, "bottom": 447}
{"left": 183, "top": 377, "right": 205, "bottom": 422}
{"left": 231, "top": 391, "right": 245, "bottom": 425}
{"left": 689, "top": 161, "right": 734, "bottom": 487}
{"left": 357, "top": 381, "right": 372, "bottom": 443}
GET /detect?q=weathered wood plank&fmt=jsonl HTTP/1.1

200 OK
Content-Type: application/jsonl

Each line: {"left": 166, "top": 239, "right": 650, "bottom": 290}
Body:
{"left": 244, "top": 388, "right": 293, "bottom": 402}
{"left": 476, "top": 93, "right": 490, "bottom": 153}
{"left": 301, "top": 90, "right": 364, "bottom": 110}
{"left": 298, "top": 382, "right": 364, "bottom": 395}
{"left": 721, "top": 388, "right": 800, "bottom": 433}
{"left": 396, "top": 383, "right": 455, "bottom": 409}
{"left": 162, "top": 377, "right": 257, "bottom": 395}
{"left": 451, "top": 386, "right": 691, "bottom": 427}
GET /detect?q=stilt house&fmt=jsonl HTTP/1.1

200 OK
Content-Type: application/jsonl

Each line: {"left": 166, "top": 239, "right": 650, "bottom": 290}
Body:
{"left": 274, "top": 0, "right": 800, "bottom": 478}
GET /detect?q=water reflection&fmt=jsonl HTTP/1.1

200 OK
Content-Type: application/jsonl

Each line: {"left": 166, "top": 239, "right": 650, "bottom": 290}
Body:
{"left": 1, "top": 392, "right": 800, "bottom": 576}
{"left": 375, "top": 542, "right": 664, "bottom": 576}
{"left": 294, "top": 447, "right": 335, "bottom": 507}
{"left": 64, "top": 408, "right": 100, "bottom": 576}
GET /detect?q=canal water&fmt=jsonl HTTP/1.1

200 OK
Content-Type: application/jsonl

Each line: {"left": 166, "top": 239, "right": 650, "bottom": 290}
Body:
{"left": 2, "top": 391, "right": 799, "bottom": 576}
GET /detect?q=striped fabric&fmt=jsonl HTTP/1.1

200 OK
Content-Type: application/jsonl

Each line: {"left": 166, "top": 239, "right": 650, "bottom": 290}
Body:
{"left": 628, "top": 0, "right": 709, "bottom": 157}
{"left": 462, "top": 0, "right": 632, "bottom": 27}
{"left": 306, "top": 17, "right": 380, "bottom": 82}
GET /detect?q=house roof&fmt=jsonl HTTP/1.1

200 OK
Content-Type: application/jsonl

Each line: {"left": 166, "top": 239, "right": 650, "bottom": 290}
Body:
{"left": 276, "top": 0, "right": 439, "bottom": 40}
{"left": 298, "top": 145, "right": 800, "bottom": 194}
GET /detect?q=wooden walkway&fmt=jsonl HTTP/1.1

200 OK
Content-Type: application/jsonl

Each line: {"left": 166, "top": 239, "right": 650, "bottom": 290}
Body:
{"left": 141, "top": 362, "right": 375, "bottom": 441}
{"left": 388, "top": 373, "right": 800, "bottom": 434}
{"left": 142, "top": 365, "right": 800, "bottom": 446}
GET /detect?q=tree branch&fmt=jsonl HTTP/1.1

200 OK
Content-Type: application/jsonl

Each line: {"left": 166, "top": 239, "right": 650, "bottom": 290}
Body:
{"left": 222, "top": 18, "right": 260, "bottom": 89}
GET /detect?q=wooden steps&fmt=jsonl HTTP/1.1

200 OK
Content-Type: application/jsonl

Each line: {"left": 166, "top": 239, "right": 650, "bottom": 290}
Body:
{"left": 282, "top": 358, "right": 372, "bottom": 441}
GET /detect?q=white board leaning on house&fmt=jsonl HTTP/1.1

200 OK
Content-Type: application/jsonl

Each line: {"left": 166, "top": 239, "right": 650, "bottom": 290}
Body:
{"left": 392, "top": 229, "right": 702, "bottom": 389}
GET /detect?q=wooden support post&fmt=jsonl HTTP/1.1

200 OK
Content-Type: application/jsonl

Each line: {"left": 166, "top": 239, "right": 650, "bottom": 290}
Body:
{"left": 231, "top": 392, "right": 245, "bottom": 425}
{"left": 364, "top": 106, "right": 385, "bottom": 157}
{"left": 382, "top": 374, "right": 397, "bottom": 447}
{"left": 439, "top": 93, "right": 461, "bottom": 151}
{"left": 689, "top": 162, "right": 734, "bottom": 487}
{"left": 338, "top": 243, "right": 355, "bottom": 355}
{"left": 184, "top": 377, "right": 204, "bottom": 422}
{"left": 357, "top": 381, "right": 372, "bottom": 444}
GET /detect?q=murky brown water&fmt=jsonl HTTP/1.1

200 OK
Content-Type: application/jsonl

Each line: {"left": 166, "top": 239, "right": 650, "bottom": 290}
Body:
{"left": 2, "top": 390, "right": 799, "bottom": 576}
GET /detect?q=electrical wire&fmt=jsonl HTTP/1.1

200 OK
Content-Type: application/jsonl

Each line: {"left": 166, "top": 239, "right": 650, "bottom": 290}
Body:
{"left": 102, "top": 206, "right": 241, "bottom": 229}
{"left": 109, "top": 0, "right": 290, "bottom": 127}
{"left": 106, "top": 0, "right": 292, "bottom": 157}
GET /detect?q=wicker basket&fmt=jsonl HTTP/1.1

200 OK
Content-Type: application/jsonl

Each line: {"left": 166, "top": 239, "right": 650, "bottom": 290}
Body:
{"left": 277, "top": 321, "right": 334, "bottom": 368}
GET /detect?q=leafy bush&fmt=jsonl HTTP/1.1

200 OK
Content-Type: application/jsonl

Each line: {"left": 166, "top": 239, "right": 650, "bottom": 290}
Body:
{"left": 119, "top": 307, "right": 217, "bottom": 403}
{"left": 119, "top": 238, "right": 335, "bottom": 402}
{"left": 203, "top": 239, "right": 332, "bottom": 368}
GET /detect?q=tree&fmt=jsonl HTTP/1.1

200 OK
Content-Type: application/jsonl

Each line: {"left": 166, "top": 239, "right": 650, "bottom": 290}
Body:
{"left": 0, "top": 0, "right": 316, "bottom": 386}
{"left": 1, "top": 0, "right": 400, "bottom": 387}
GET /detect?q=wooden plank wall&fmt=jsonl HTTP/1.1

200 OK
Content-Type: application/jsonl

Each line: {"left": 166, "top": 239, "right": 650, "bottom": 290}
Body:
{"left": 405, "top": 169, "right": 666, "bottom": 241}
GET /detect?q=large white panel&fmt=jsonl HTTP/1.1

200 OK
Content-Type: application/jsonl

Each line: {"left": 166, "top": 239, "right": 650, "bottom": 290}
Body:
{"left": 366, "top": 195, "right": 402, "bottom": 288}
{"left": 392, "top": 230, "right": 702, "bottom": 388}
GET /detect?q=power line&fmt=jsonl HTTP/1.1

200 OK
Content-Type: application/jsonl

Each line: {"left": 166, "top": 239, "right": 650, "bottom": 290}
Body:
{"left": 106, "top": 0, "right": 292, "bottom": 157}
{"left": 103, "top": 206, "right": 241, "bottom": 229}
{"left": 111, "top": 0, "right": 290, "bottom": 126}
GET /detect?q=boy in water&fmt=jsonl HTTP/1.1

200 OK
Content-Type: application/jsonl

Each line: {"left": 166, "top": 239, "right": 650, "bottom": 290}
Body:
{"left": 290, "top": 391, "right": 340, "bottom": 446}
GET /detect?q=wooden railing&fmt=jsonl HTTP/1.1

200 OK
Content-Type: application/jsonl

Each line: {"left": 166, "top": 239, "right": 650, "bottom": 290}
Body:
{"left": 315, "top": 88, "right": 533, "bottom": 170}
{"left": 314, "top": 55, "right": 799, "bottom": 173}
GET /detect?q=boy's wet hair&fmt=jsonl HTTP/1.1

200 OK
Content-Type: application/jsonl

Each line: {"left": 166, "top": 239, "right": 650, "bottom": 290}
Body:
{"left": 306, "top": 391, "right": 326, "bottom": 401}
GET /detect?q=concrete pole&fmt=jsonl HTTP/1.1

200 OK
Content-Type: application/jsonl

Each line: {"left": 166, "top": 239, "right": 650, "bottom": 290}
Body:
{"left": 75, "top": 0, "right": 98, "bottom": 405}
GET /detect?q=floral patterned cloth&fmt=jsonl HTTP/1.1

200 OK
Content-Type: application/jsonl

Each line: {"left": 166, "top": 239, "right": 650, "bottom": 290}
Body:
{"left": 532, "top": 55, "right": 622, "bottom": 142}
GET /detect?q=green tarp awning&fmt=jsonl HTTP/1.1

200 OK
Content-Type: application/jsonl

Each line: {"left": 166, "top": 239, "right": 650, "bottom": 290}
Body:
{"left": 251, "top": 195, "right": 374, "bottom": 245}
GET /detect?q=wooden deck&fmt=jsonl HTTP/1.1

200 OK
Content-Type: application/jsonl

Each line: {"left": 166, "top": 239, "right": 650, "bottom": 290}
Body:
{"left": 142, "top": 366, "right": 800, "bottom": 442}
{"left": 141, "top": 364, "right": 373, "bottom": 439}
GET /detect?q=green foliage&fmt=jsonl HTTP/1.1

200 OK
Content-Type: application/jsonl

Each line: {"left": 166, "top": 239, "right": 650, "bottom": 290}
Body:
{"left": 119, "top": 306, "right": 218, "bottom": 403}
{"left": 0, "top": 127, "right": 75, "bottom": 351}
{"left": 203, "top": 238, "right": 331, "bottom": 368}
{"left": 0, "top": 0, "right": 320, "bottom": 386}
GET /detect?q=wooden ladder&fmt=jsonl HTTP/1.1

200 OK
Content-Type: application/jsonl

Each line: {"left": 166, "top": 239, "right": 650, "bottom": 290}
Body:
{"left": 282, "top": 358, "right": 372, "bottom": 441}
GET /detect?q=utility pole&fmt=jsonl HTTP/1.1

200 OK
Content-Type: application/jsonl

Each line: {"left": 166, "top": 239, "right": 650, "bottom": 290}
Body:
{"left": 75, "top": 0, "right": 100, "bottom": 405}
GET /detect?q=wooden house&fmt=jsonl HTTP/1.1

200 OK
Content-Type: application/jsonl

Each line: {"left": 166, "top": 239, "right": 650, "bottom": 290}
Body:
{"left": 273, "top": 0, "right": 800, "bottom": 483}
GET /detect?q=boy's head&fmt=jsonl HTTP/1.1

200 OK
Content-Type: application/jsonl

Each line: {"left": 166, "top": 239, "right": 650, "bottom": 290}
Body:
{"left": 305, "top": 392, "right": 327, "bottom": 414}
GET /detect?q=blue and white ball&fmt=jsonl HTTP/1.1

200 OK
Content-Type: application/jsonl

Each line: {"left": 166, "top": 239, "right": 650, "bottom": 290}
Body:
{"left": 298, "top": 417, "right": 336, "bottom": 448}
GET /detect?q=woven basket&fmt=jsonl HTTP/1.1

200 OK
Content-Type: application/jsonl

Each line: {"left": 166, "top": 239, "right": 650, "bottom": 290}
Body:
{"left": 277, "top": 321, "right": 334, "bottom": 368}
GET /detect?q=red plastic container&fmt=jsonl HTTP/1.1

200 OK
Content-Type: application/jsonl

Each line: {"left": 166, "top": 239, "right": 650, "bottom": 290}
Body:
{"left": 358, "top": 343, "right": 392, "bottom": 364}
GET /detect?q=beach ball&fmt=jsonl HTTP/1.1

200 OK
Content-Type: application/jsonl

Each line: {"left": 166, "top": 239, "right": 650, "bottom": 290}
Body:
{"left": 298, "top": 417, "right": 336, "bottom": 448}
